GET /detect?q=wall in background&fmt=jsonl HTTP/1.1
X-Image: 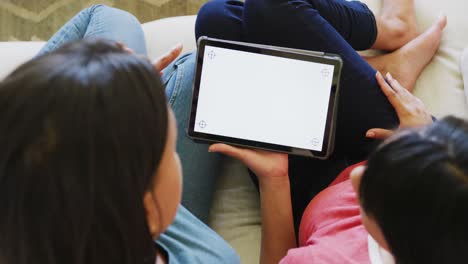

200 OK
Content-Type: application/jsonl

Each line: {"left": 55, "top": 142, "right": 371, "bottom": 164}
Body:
{"left": 0, "top": 0, "right": 206, "bottom": 41}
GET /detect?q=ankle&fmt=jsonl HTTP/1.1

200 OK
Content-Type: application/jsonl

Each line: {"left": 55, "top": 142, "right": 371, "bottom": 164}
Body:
{"left": 380, "top": 16, "right": 418, "bottom": 50}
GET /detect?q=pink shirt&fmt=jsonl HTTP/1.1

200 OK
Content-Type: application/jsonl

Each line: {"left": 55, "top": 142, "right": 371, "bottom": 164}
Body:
{"left": 280, "top": 162, "right": 370, "bottom": 264}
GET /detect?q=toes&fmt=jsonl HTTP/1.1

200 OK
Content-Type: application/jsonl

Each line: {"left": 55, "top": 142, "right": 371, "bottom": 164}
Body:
{"left": 436, "top": 15, "right": 448, "bottom": 29}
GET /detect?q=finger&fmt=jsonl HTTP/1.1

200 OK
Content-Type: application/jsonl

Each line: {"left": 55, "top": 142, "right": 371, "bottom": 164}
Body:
{"left": 386, "top": 72, "right": 404, "bottom": 94}
{"left": 123, "top": 46, "right": 134, "bottom": 54}
{"left": 209, "top": 143, "right": 247, "bottom": 161}
{"left": 376, "top": 72, "right": 397, "bottom": 100}
{"left": 366, "top": 128, "right": 394, "bottom": 139}
{"left": 392, "top": 78, "right": 414, "bottom": 101}
{"left": 378, "top": 72, "right": 407, "bottom": 114}
{"left": 116, "top": 42, "right": 125, "bottom": 50}
{"left": 116, "top": 42, "right": 134, "bottom": 54}
{"left": 153, "top": 43, "right": 183, "bottom": 71}
{"left": 385, "top": 73, "right": 418, "bottom": 107}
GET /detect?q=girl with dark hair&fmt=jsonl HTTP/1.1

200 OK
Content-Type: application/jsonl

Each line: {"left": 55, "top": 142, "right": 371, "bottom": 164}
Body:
{"left": 356, "top": 115, "right": 468, "bottom": 264}
{"left": 0, "top": 5, "right": 239, "bottom": 264}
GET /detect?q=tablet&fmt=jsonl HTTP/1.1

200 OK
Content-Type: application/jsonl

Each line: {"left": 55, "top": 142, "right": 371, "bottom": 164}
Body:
{"left": 188, "top": 37, "right": 342, "bottom": 159}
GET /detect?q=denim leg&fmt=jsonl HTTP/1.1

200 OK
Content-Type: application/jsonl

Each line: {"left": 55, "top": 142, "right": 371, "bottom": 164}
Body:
{"left": 195, "top": 0, "right": 246, "bottom": 42}
{"left": 197, "top": 0, "right": 377, "bottom": 50}
{"left": 305, "top": 0, "right": 378, "bottom": 50}
{"left": 37, "top": 5, "right": 147, "bottom": 56}
{"left": 162, "top": 53, "right": 224, "bottom": 224}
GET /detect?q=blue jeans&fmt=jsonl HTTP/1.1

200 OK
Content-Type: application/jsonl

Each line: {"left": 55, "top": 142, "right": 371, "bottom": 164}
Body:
{"left": 38, "top": 5, "right": 147, "bottom": 55}
{"left": 37, "top": 6, "right": 240, "bottom": 263}
{"left": 196, "top": 0, "right": 399, "bottom": 231}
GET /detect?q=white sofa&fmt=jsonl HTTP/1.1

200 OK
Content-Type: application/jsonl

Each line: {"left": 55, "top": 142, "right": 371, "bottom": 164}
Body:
{"left": 1, "top": 1, "right": 468, "bottom": 263}
{"left": 362, "top": 0, "right": 468, "bottom": 119}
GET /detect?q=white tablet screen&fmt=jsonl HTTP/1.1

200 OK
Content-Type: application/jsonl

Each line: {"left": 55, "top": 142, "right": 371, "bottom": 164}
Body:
{"left": 194, "top": 45, "right": 334, "bottom": 151}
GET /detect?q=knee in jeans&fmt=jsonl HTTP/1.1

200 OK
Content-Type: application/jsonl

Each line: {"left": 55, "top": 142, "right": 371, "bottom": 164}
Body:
{"left": 196, "top": 0, "right": 228, "bottom": 39}
{"left": 250, "top": 0, "right": 318, "bottom": 14}
{"left": 87, "top": 4, "right": 108, "bottom": 13}
{"left": 196, "top": 0, "right": 245, "bottom": 41}
{"left": 91, "top": 4, "right": 141, "bottom": 26}
{"left": 197, "top": 0, "right": 231, "bottom": 20}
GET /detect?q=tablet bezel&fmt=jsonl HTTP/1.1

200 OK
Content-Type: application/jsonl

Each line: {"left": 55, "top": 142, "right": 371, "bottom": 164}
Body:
{"left": 188, "top": 37, "right": 342, "bottom": 159}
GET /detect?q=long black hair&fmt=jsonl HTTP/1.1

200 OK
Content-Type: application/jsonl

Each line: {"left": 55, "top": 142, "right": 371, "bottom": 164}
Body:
{"left": 0, "top": 39, "right": 168, "bottom": 264}
{"left": 360, "top": 116, "right": 468, "bottom": 264}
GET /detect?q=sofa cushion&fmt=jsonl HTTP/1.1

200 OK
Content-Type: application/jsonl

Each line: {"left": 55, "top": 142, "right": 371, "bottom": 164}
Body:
{"left": 461, "top": 48, "right": 468, "bottom": 102}
{"left": 363, "top": 0, "right": 468, "bottom": 119}
{"left": 0, "top": 16, "right": 198, "bottom": 81}
{"left": 0, "top": 42, "right": 44, "bottom": 80}
{"left": 142, "top": 15, "right": 197, "bottom": 60}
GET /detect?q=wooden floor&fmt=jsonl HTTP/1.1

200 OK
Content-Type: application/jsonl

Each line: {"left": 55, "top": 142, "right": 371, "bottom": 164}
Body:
{"left": 0, "top": 0, "right": 206, "bottom": 41}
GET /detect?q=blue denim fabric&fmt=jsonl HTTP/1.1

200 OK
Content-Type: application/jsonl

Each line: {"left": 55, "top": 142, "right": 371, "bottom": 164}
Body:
{"left": 196, "top": 0, "right": 377, "bottom": 50}
{"left": 158, "top": 206, "right": 240, "bottom": 264}
{"left": 37, "top": 5, "right": 239, "bottom": 263}
{"left": 162, "top": 53, "right": 225, "bottom": 224}
{"left": 38, "top": 5, "right": 147, "bottom": 56}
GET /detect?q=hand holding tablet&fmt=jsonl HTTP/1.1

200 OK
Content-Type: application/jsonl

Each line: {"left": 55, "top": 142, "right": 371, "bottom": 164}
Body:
{"left": 188, "top": 37, "right": 343, "bottom": 159}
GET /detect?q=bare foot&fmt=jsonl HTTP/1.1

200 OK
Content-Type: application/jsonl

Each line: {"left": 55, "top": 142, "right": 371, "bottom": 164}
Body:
{"left": 366, "top": 16, "right": 447, "bottom": 92}
{"left": 372, "top": 0, "right": 420, "bottom": 51}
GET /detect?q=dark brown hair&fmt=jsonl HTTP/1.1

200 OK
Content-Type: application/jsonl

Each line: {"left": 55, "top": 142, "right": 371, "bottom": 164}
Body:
{"left": 0, "top": 39, "right": 168, "bottom": 264}
{"left": 360, "top": 116, "right": 468, "bottom": 264}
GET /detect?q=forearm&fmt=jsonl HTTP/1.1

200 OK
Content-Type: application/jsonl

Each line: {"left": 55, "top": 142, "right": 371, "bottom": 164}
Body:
{"left": 259, "top": 177, "right": 297, "bottom": 264}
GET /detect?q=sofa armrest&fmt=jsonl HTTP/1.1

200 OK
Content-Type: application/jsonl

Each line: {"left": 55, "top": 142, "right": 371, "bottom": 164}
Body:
{"left": 0, "top": 15, "right": 197, "bottom": 81}
{"left": 142, "top": 15, "right": 197, "bottom": 60}
{"left": 0, "top": 41, "right": 45, "bottom": 80}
